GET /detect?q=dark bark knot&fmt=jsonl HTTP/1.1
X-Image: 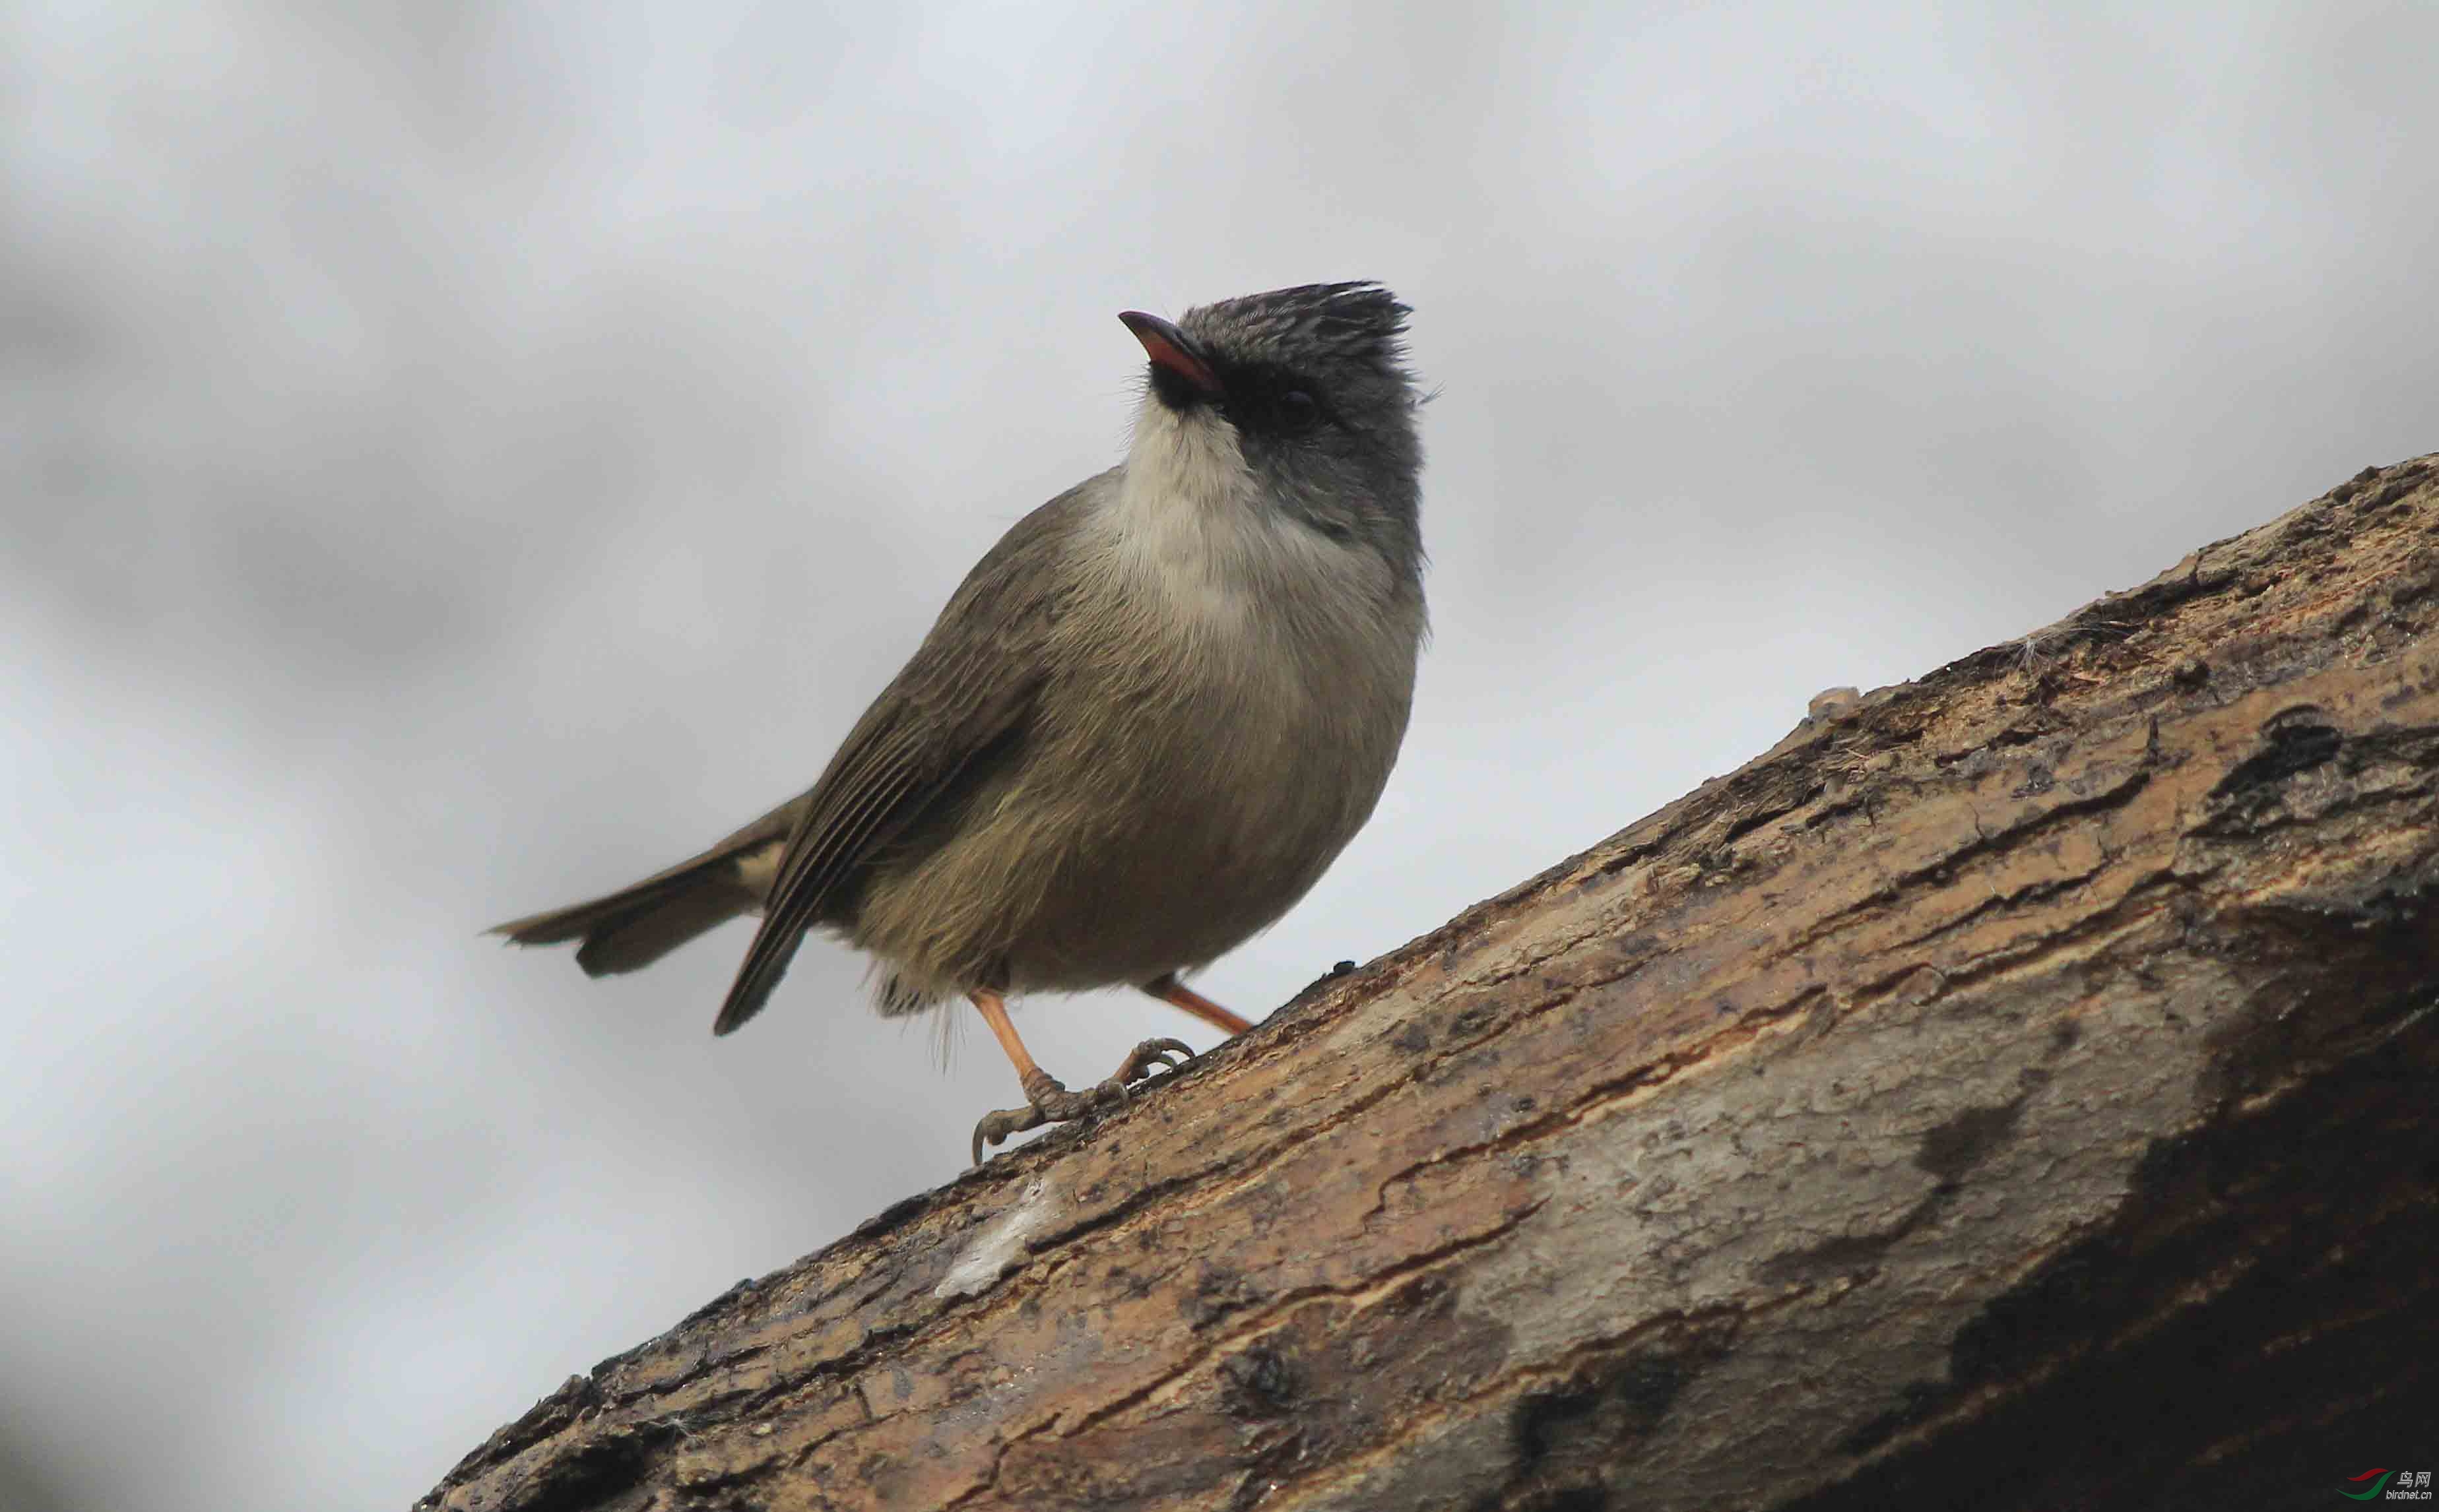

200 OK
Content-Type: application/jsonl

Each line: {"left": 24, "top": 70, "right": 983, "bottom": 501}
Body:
{"left": 2210, "top": 708, "right": 2343, "bottom": 802}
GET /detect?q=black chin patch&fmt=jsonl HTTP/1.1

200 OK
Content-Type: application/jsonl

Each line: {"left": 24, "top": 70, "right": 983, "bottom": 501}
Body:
{"left": 1148, "top": 362, "right": 1210, "bottom": 412}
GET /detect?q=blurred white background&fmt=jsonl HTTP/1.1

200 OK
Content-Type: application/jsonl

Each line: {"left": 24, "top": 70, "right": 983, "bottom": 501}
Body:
{"left": 3, "top": 3, "right": 2434, "bottom": 1507}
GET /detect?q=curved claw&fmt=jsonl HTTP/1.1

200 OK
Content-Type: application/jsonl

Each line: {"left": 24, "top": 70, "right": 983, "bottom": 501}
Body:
{"left": 968, "top": 1038, "right": 1205, "bottom": 1165}
{"left": 1115, "top": 1036, "right": 1198, "bottom": 1083}
{"left": 971, "top": 1103, "right": 1048, "bottom": 1166}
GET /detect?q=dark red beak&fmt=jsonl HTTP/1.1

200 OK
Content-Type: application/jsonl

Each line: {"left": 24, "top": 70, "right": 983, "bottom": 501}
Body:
{"left": 1119, "top": 311, "right": 1223, "bottom": 397}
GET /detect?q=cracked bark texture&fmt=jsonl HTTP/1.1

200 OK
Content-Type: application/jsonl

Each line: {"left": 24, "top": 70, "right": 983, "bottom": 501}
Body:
{"left": 425, "top": 455, "right": 2439, "bottom": 1512}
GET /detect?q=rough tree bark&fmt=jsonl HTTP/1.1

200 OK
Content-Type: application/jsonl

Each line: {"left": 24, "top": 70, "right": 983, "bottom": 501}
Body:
{"left": 425, "top": 455, "right": 2439, "bottom": 1512}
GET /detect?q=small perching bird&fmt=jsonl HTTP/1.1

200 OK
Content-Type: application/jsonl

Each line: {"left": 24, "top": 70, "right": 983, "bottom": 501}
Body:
{"left": 492, "top": 282, "right": 1427, "bottom": 1161}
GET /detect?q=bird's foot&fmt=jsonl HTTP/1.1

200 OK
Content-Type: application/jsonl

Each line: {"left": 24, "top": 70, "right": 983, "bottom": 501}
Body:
{"left": 970, "top": 1037, "right": 1197, "bottom": 1164}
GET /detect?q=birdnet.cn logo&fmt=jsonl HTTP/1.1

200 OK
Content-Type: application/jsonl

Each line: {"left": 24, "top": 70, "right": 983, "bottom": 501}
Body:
{"left": 2343, "top": 1470, "right": 2433, "bottom": 1501}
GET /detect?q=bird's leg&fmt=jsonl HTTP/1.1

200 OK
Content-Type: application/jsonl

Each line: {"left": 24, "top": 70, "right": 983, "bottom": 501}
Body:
{"left": 968, "top": 988, "right": 1195, "bottom": 1163}
{"left": 1141, "top": 972, "right": 1255, "bottom": 1035}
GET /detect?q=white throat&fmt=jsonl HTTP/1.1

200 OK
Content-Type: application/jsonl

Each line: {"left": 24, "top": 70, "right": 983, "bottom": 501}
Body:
{"left": 1097, "top": 393, "right": 1396, "bottom": 644}
{"left": 1117, "top": 395, "right": 1254, "bottom": 528}
{"left": 1105, "top": 396, "right": 1266, "bottom": 613}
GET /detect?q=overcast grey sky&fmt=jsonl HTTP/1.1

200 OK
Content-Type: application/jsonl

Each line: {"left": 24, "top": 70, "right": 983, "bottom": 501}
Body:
{"left": 3, "top": 3, "right": 2434, "bottom": 1508}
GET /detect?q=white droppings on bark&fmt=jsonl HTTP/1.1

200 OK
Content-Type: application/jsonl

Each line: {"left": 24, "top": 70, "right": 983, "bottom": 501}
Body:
{"left": 934, "top": 1177, "right": 1057, "bottom": 1300}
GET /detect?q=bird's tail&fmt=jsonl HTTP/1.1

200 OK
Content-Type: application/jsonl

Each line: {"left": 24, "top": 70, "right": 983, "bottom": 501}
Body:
{"left": 488, "top": 800, "right": 802, "bottom": 977}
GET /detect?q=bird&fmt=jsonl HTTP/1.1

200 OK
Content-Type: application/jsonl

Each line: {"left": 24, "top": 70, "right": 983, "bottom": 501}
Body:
{"left": 491, "top": 282, "right": 1427, "bottom": 1162}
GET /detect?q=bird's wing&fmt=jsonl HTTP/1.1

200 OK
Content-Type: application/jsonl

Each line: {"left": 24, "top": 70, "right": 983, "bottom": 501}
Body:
{"left": 709, "top": 482, "right": 1098, "bottom": 1034}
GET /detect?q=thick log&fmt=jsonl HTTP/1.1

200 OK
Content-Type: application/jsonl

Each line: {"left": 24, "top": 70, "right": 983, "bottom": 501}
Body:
{"left": 424, "top": 455, "right": 2439, "bottom": 1512}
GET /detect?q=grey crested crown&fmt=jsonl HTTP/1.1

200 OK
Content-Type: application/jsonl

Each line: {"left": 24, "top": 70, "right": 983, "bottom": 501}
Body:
{"left": 1177, "top": 281, "right": 1414, "bottom": 380}
{"left": 1147, "top": 281, "right": 1425, "bottom": 577}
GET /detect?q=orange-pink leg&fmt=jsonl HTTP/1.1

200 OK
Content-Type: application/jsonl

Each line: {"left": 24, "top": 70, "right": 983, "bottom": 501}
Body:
{"left": 967, "top": 988, "right": 1196, "bottom": 1163}
{"left": 968, "top": 986, "right": 1056, "bottom": 1101}
{"left": 1142, "top": 972, "right": 1254, "bottom": 1035}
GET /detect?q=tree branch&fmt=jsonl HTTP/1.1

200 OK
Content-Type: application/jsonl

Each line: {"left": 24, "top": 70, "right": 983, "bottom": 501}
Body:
{"left": 424, "top": 453, "right": 2439, "bottom": 1512}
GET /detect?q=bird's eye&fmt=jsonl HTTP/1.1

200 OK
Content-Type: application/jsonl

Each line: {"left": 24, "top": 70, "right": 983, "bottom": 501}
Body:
{"left": 1278, "top": 391, "right": 1318, "bottom": 433}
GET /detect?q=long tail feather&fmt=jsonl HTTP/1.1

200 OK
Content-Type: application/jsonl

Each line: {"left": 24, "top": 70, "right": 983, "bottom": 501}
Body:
{"left": 489, "top": 799, "right": 804, "bottom": 979}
